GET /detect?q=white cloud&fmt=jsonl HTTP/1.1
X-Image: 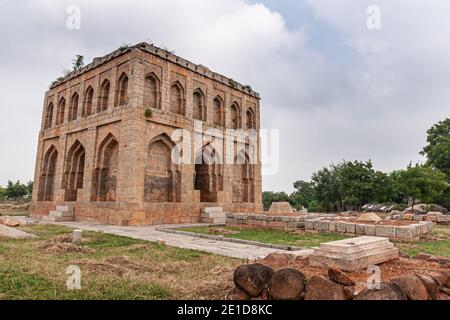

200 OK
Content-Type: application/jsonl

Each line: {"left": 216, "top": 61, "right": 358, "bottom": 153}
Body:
{"left": 0, "top": 0, "right": 449, "bottom": 193}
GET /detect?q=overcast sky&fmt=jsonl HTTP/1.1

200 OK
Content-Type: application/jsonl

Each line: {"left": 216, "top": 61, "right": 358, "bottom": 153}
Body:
{"left": 0, "top": 0, "right": 449, "bottom": 192}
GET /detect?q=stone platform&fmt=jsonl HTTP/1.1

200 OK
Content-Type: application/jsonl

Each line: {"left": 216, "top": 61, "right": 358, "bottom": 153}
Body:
{"left": 309, "top": 236, "right": 399, "bottom": 272}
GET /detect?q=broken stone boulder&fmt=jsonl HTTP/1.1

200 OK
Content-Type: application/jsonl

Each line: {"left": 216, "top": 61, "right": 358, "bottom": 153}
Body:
{"left": 354, "top": 283, "right": 406, "bottom": 300}
{"left": 356, "top": 212, "right": 381, "bottom": 222}
{"left": 0, "top": 216, "right": 21, "bottom": 227}
{"left": 416, "top": 274, "right": 439, "bottom": 300}
{"left": 427, "top": 204, "right": 448, "bottom": 214}
{"left": 0, "top": 224, "right": 36, "bottom": 239}
{"left": 389, "top": 275, "right": 429, "bottom": 300}
{"left": 328, "top": 268, "right": 355, "bottom": 286}
{"left": 233, "top": 263, "right": 274, "bottom": 297}
{"left": 304, "top": 275, "right": 346, "bottom": 300}
{"left": 402, "top": 204, "right": 428, "bottom": 215}
{"left": 267, "top": 268, "right": 306, "bottom": 300}
{"left": 258, "top": 252, "right": 293, "bottom": 269}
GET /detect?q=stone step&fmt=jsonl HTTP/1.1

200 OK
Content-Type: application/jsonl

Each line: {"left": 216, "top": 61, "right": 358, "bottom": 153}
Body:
{"left": 201, "top": 211, "right": 226, "bottom": 219}
{"left": 316, "top": 242, "right": 394, "bottom": 259}
{"left": 56, "top": 205, "right": 73, "bottom": 213}
{"left": 42, "top": 215, "right": 73, "bottom": 222}
{"left": 201, "top": 217, "right": 226, "bottom": 224}
{"left": 310, "top": 247, "right": 399, "bottom": 272}
{"left": 202, "top": 207, "right": 223, "bottom": 214}
{"left": 319, "top": 236, "right": 390, "bottom": 253}
{"left": 49, "top": 210, "right": 73, "bottom": 218}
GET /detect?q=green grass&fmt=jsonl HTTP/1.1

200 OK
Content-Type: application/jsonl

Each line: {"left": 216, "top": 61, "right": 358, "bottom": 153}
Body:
{"left": 396, "top": 225, "right": 450, "bottom": 258}
{"left": 180, "top": 226, "right": 349, "bottom": 248}
{"left": 0, "top": 224, "right": 241, "bottom": 300}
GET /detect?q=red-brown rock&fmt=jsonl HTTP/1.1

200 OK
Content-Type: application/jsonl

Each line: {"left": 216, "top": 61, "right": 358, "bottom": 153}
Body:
{"left": 233, "top": 263, "right": 274, "bottom": 297}
{"left": 226, "top": 287, "right": 250, "bottom": 300}
{"left": 250, "top": 289, "right": 269, "bottom": 300}
{"left": 415, "top": 273, "right": 439, "bottom": 300}
{"left": 328, "top": 268, "right": 355, "bottom": 286}
{"left": 267, "top": 268, "right": 305, "bottom": 300}
{"left": 426, "top": 271, "right": 449, "bottom": 288}
{"left": 354, "top": 283, "right": 406, "bottom": 300}
{"left": 436, "top": 292, "right": 450, "bottom": 300}
{"left": 259, "top": 252, "right": 293, "bottom": 269}
{"left": 304, "top": 275, "right": 346, "bottom": 300}
{"left": 0, "top": 216, "right": 20, "bottom": 227}
{"left": 389, "top": 275, "right": 429, "bottom": 300}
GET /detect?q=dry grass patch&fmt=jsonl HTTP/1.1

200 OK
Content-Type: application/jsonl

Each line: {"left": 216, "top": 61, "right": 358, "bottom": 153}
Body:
{"left": 0, "top": 224, "right": 241, "bottom": 300}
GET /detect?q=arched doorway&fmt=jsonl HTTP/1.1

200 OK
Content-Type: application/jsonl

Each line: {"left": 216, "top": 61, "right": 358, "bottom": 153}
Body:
{"left": 144, "top": 134, "right": 181, "bottom": 202}
{"left": 195, "top": 145, "right": 222, "bottom": 202}
{"left": 63, "top": 140, "right": 85, "bottom": 201}
{"left": 91, "top": 134, "right": 119, "bottom": 202}
{"left": 38, "top": 146, "right": 58, "bottom": 201}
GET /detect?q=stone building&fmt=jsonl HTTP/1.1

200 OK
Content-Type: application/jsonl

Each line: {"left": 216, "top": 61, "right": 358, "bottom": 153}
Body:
{"left": 31, "top": 42, "right": 263, "bottom": 225}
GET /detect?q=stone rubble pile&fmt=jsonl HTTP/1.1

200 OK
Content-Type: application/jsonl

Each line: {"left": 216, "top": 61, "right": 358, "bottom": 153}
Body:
{"left": 227, "top": 261, "right": 450, "bottom": 300}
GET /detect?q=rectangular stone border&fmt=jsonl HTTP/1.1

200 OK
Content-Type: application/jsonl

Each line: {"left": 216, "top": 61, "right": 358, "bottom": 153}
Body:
{"left": 304, "top": 219, "right": 432, "bottom": 240}
{"left": 156, "top": 224, "right": 303, "bottom": 251}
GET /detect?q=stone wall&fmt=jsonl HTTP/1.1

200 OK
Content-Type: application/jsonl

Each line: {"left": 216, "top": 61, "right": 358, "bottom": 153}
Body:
{"left": 304, "top": 218, "right": 432, "bottom": 240}
{"left": 225, "top": 213, "right": 433, "bottom": 240}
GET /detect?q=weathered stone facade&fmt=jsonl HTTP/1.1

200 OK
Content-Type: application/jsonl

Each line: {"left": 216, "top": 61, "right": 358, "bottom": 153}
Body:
{"left": 31, "top": 42, "right": 263, "bottom": 225}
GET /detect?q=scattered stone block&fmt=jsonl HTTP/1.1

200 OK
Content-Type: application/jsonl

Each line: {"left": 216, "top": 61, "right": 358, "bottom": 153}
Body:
{"left": 0, "top": 224, "right": 37, "bottom": 239}
{"left": 72, "top": 229, "right": 82, "bottom": 245}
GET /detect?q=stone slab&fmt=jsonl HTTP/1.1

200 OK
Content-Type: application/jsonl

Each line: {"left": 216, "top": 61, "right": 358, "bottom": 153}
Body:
{"left": 319, "top": 236, "right": 390, "bottom": 254}
{"left": 309, "top": 247, "right": 399, "bottom": 272}
{"left": 0, "top": 224, "right": 37, "bottom": 239}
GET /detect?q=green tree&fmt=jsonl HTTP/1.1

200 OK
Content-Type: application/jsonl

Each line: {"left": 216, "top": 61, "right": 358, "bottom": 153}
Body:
{"left": 0, "top": 186, "right": 5, "bottom": 200}
{"left": 393, "top": 164, "right": 448, "bottom": 210}
{"left": 262, "top": 191, "right": 290, "bottom": 211}
{"left": 290, "top": 180, "right": 315, "bottom": 210}
{"left": 4, "top": 180, "right": 28, "bottom": 199}
{"left": 26, "top": 181, "right": 33, "bottom": 196}
{"left": 311, "top": 163, "right": 343, "bottom": 212}
{"left": 421, "top": 118, "right": 450, "bottom": 178}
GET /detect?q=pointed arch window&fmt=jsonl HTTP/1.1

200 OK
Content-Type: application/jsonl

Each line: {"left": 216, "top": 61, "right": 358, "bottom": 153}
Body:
{"left": 193, "top": 89, "right": 206, "bottom": 121}
{"left": 144, "top": 73, "right": 160, "bottom": 109}
{"left": 117, "top": 73, "right": 129, "bottom": 106}
{"left": 68, "top": 93, "right": 79, "bottom": 121}
{"left": 44, "top": 102, "right": 54, "bottom": 129}
{"left": 213, "top": 96, "right": 224, "bottom": 126}
{"left": 56, "top": 97, "right": 66, "bottom": 125}
{"left": 98, "top": 80, "right": 110, "bottom": 112}
{"left": 82, "top": 86, "right": 94, "bottom": 117}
